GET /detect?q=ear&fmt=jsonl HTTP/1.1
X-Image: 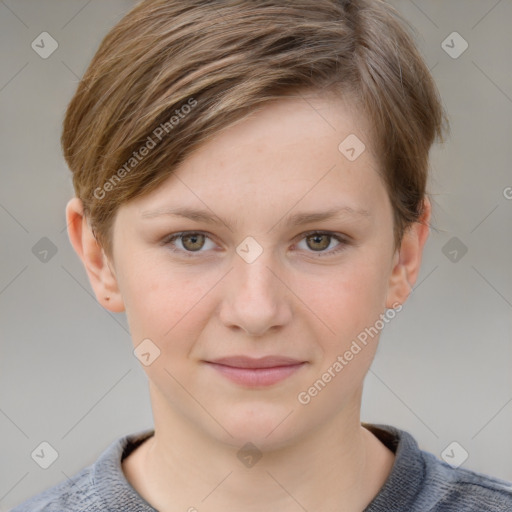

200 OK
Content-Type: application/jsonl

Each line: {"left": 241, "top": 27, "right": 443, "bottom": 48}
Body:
{"left": 385, "top": 197, "right": 431, "bottom": 309}
{"left": 65, "top": 197, "right": 125, "bottom": 313}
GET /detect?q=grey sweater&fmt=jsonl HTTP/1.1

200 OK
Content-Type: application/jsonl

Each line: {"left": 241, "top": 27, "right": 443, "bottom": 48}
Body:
{"left": 10, "top": 423, "right": 512, "bottom": 511}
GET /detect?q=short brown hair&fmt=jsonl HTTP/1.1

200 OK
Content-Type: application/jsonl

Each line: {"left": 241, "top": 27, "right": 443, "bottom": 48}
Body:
{"left": 62, "top": 0, "right": 449, "bottom": 260}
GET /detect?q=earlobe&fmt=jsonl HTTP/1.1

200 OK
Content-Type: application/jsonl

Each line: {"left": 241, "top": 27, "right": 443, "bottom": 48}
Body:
{"left": 385, "top": 198, "right": 431, "bottom": 309}
{"left": 65, "top": 197, "right": 125, "bottom": 313}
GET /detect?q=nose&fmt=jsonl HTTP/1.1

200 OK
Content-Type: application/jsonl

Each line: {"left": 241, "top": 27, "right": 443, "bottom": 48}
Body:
{"left": 218, "top": 248, "right": 293, "bottom": 337}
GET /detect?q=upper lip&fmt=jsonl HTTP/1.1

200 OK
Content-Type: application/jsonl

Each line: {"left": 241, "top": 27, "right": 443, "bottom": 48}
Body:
{"left": 206, "top": 356, "right": 305, "bottom": 368}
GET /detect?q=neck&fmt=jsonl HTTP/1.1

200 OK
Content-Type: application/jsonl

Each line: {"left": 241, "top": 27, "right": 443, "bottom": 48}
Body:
{"left": 123, "top": 385, "right": 395, "bottom": 512}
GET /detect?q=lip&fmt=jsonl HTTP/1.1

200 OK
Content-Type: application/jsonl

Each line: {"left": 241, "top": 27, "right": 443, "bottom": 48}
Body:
{"left": 204, "top": 356, "right": 307, "bottom": 387}
{"left": 209, "top": 355, "right": 305, "bottom": 368}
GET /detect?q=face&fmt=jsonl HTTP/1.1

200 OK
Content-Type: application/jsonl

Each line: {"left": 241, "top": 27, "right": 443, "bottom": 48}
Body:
{"left": 103, "top": 93, "right": 406, "bottom": 449}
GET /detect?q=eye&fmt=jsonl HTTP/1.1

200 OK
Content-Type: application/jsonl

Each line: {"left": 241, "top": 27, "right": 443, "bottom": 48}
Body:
{"left": 162, "top": 231, "right": 216, "bottom": 256}
{"left": 294, "top": 231, "right": 349, "bottom": 257}
{"left": 161, "top": 230, "right": 350, "bottom": 258}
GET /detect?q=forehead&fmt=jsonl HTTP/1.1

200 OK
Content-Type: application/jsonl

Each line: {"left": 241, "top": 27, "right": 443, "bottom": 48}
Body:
{"left": 174, "top": 92, "right": 380, "bottom": 182}
{"left": 121, "top": 92, "right": 389, "bottom": 226}
{"left": 207, "top": 91, "right": 376, "bottom": 161}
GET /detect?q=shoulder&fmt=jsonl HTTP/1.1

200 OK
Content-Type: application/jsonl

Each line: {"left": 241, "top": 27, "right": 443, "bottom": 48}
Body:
{"left": 9, "top": 466, "right": 98, "bottom": 511}
{"left": 364, "top": 423, "right": 512, "bottom": 512}
{"left": 419, "top": 450, "right": 512, "bottom": 512}
{"left": 10, "top": 429, "right": 155, "bottom": 512}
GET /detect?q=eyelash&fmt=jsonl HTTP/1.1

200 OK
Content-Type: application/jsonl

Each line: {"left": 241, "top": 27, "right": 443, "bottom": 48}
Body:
{"left": 161, "top": 231, "right": 350, "bottom": 258}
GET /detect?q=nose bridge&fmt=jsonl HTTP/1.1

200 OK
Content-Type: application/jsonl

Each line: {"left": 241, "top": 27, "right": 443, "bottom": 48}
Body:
{"left": 234, "top": 233, "right": 279, "bottom": 284}
{"left": 220, "top": 240, "right": 291, "bottom": 335}
{"left": 236, "top": 249, "right": 277, "bottom": 296}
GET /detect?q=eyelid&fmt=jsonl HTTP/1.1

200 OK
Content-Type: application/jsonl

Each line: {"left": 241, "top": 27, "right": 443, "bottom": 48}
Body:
{"left": 160, "top": 231, "right": 218, "bottom": 255}
{"left": 161, "top": 230, "right": 351, "bottom": 257}
{"left": 292, "top": 230, "right": 350, "bottom": 257}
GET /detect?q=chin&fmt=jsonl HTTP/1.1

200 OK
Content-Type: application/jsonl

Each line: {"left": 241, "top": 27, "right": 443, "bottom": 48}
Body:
{"left": 212, "top": 404, "right": 303, "bottom": 451}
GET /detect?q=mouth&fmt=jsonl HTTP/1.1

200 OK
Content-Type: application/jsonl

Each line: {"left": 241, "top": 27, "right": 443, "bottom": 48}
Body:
{"left": 204, "top": 355, "right": 307, "bottom": 387}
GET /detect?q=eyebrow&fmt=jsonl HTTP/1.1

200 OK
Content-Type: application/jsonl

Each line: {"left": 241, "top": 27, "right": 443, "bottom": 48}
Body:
{"left": 140, "top": 205, "right": 371, "bottom": 229}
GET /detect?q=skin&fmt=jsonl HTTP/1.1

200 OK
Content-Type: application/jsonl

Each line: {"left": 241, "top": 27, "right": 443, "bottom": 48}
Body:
{"left": 66, "top": 92, "right": 430, "bottom": 512}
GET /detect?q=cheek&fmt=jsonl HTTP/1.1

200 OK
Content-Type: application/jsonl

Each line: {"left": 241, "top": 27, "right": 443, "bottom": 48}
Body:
{"left": 119, "top": 256, "right": 212, "bottom": 346}
{"left": 118, "top": 242, "right": 390, "bottom": 354}
{"left": 293, "top": 254, "right": 389, "bottom": 343}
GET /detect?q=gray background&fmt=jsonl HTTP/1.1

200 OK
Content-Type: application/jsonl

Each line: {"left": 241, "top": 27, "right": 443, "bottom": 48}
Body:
{"left": 1, "top": 0, "right": 511, "bottom": 509}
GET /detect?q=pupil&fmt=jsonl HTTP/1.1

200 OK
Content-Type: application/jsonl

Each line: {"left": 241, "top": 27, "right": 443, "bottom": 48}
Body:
{"left": 309, "top": 234, "right": 329, "bottom": 251}
{"left": 184, "top": 234, "right": 203, "bottom": 251}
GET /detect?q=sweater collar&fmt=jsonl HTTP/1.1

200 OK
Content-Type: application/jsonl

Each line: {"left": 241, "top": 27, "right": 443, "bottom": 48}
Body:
{"left": 93, "top": 428, "right": 157, "bottom": 511}
{"left": 92, "top": 423, "right": 424, "bottom": 511}
{"left": 362, "top": 423, "right": 426, "bottom": 511}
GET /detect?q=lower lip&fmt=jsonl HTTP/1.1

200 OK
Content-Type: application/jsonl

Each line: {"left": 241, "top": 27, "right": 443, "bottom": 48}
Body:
{"left": 206, "top": 362, "right": 306, "bottom": 387}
